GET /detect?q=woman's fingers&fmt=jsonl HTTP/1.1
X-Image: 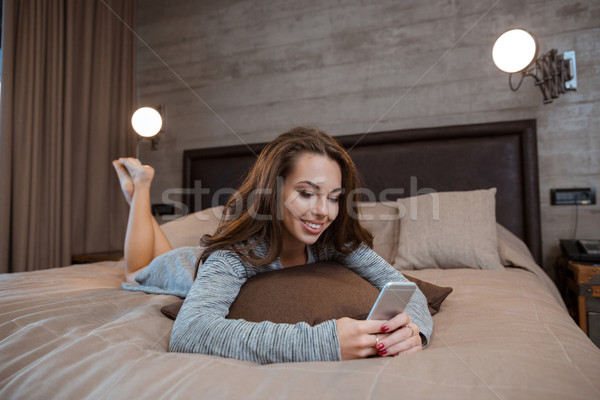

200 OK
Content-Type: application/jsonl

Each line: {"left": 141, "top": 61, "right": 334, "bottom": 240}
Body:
{"left": 387, "top": 336, "right": 423, "bottom": 356}
{"left": 337, "top": 318, "right": 389, "bottom": 360}
{"left": 380, "top": 312, "right": 411, "bottom": 333}
{"left": 375, "top": 322, "right": 422, "bottom": 357}
{"left": 399, "top": 343, "right": 423, "bottom": 355}
{"left": 337, "top": 316, "right": 423, "bottom": 360}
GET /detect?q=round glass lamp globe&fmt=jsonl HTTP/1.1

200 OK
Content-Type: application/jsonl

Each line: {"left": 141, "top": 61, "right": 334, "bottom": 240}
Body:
{"left": 492, "top": 29, "right": 537, "bottom": 74}
{"left": 131, "top": 107, "right": 162, "bottom": 138}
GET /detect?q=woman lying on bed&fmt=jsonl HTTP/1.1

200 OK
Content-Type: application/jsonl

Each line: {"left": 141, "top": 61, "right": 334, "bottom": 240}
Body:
{"left": 113, "top": 127, "right": 432, "bottom": 364}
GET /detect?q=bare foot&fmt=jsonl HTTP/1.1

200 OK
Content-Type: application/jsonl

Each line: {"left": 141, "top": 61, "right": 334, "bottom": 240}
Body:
{"left": 113, "top": 160, "right": 135, "bottom": 205}
{"left": 118, "top": 157, "right": 155, "bottom": 186}
{"left": 112, "top": 158, "right": 155, "bottom": 205}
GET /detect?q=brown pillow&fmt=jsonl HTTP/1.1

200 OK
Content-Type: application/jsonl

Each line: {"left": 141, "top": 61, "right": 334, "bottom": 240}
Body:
{"left": 403, "top": 273, "right": 453, "bottom": 315}
{"left": 160, "top": 262, "right": 452, "bottom": 324}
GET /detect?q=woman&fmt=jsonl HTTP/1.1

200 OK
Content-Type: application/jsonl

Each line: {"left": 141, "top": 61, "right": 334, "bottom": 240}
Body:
{"left": 114, "top": 127, "right": 432, "bottom": 364}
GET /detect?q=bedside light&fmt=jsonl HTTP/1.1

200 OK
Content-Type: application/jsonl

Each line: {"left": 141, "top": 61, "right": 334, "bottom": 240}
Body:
{"left": 492, "top": 29, "right": 537, "bottom": 74}
{"left": 132, "top": 107, "right": 162, "bottom": 138}
{"left": 492, "top": 29, "right": 577, "bottom": 104}
{"left": 131, "top": 106, "right": 164, "bottom": 157}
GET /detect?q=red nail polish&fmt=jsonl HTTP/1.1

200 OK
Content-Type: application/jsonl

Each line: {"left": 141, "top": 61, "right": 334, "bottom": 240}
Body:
{"left": 378, "top": 350, "right": 387, "bottom": 356}
{"left": 376, "top": 343, "right": 385, "bottom": 351}
{"left": 381, "top": 325, "right": 390, "bottom": 332}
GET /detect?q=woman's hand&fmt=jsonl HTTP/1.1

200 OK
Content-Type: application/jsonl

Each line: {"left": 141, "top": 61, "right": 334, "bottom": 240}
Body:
{"left": 374, "top": 312, "right": 422, "bottom": 357}
{"left": 336, "top": 317, "right": 384, "bottom": 360}
{"left": 336, "top": 313, "right": 422, "bottom": 360}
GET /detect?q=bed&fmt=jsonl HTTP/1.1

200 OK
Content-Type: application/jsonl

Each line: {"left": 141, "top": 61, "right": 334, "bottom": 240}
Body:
{"left": 1, "top": 120, "right": 599, "bottom": 399}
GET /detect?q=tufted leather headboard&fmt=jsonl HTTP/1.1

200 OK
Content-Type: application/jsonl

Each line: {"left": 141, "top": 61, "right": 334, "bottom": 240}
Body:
{"left": 183, "top": 120, "right": 541, "bottom": 264}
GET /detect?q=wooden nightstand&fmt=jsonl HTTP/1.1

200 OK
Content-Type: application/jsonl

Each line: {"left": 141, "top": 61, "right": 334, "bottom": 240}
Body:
{"left": 555, "top": 256, "right": 600, "bottom": 347}
{"left": 71, "top": 250, "right": 124, "bottom": 264}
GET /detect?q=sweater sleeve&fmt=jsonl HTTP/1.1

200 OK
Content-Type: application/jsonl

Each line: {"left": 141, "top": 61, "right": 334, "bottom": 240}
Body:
{"left": 317, "top": 243, "right": 433, "bottom": 347}
{"left": 168, "top": 251, "right": 341, "bottom": 364}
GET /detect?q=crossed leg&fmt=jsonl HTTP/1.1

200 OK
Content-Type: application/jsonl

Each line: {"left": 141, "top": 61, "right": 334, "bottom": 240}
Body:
{"left": 113, "top": 158, "right": 173, "bottom": 276}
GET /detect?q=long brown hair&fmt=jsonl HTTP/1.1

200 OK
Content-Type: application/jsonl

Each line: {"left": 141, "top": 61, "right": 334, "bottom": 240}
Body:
{"left": 199, "top": 127, "right": 373, "bottom": 267}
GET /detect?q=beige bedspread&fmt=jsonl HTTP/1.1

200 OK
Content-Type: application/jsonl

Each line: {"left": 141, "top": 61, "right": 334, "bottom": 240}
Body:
{"left": 1, "top": 262, "right": 599, "bottom": 399}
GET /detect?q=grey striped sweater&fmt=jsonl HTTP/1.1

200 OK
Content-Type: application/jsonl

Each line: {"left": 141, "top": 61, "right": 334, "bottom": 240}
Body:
{"left": 167, "top": 240, "right": 433, "bottom": 364}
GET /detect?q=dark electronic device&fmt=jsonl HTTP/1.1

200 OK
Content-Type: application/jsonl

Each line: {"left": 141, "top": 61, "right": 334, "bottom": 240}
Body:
{"left": 550, "top": 188, "right": 596, "bottom": 205}
{"left": 560, "top": 239, "right": 600, "bottom": 263}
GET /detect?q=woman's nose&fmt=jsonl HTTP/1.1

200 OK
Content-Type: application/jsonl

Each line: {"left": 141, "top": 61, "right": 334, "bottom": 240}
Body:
{"left": 313, "top": 195, "right": 329, "bottom": 216}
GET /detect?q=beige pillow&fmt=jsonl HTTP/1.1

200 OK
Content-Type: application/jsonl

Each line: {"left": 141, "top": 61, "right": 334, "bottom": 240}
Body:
{"left": 160, "top": 206, "right": 224, "bottom": 248}
{"left": 161, "top": 203, "right": 401, "bottom": 261}
{"left": 357, "top": 201, "right": 400, "bottom": 264}
{"left": 394, "top": 189, "right": 503, "bottom": 270}
{"left": 496, "top": 222, "right": 537, "bottom": 268}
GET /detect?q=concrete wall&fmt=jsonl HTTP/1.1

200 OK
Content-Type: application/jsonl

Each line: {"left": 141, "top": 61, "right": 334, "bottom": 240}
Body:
{"left": 135, "top": 0, "right": 600, "bottom": 276}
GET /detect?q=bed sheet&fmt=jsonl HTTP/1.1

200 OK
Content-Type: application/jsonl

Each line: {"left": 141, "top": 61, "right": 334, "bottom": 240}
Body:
{"left": 1, "top": 262, "right": 599, "bottom": 400}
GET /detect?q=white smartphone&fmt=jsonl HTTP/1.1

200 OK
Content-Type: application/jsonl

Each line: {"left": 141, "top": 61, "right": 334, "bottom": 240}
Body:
{"left": 367, "top": 282, "right": 417, "bottom": 320}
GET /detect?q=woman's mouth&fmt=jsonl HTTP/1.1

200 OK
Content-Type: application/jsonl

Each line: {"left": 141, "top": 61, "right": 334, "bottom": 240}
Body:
{"left": 301, "top": 219, "right": 325, "bottom": 233}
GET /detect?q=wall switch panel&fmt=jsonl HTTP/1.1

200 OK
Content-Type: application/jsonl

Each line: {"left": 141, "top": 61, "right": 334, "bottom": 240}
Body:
{"left": 550, "top": 187, "right": 596, "bottom": 205}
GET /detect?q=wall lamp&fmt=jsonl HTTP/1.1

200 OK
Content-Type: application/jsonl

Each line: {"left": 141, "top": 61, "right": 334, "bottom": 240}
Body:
{"left": 131, "top": 106, "right": 164, "bottom": 158}
{"left": 492, "top": 29, "right": 577, "bottom": 104}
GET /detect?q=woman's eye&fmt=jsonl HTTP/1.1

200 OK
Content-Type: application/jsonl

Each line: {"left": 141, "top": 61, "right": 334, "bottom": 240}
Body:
{"left": 298, "top": 190, "right": 314, "bottom": 198}
{"left": 328, "top": 197, "right": 340, "bottom": 203}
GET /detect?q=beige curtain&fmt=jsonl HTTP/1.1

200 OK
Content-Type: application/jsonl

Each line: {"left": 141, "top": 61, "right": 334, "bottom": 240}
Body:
{"left": 0, "top": 0, "right": 136, "bottom": 273}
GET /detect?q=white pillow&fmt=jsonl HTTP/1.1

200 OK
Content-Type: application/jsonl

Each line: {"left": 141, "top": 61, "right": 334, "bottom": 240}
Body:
{"left": 394, "top": 189, "right": 503, "bottom": 270}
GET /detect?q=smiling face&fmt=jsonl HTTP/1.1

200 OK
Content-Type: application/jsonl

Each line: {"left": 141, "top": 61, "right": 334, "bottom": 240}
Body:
{"left": 281, "top": 152, "right": 343, "bottom": 252}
